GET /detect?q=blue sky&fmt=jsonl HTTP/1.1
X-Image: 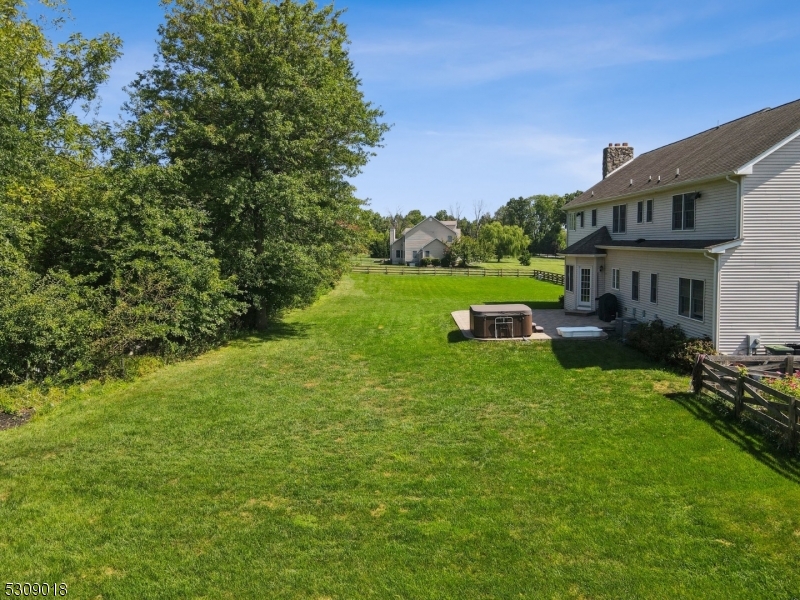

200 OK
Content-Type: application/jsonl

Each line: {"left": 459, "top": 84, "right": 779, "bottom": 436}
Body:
{"left": 59, "top": 0, "right": 800, "bottom": 217}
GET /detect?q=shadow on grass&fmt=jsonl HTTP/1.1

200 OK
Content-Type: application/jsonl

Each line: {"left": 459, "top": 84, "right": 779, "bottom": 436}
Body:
{"left": 551, "top": 339, "right": 651, "bottom": 371}
{"left": 231, "top": 321, "right": 311, "bottom": 347}
{"left": 666, "top": 392, "right": 800, "bottom": 484}
{"left": 447, "top": 330, "right": 470, "bottom": 344}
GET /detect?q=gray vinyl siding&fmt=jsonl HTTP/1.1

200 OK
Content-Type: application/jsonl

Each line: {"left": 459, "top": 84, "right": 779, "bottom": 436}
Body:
{"left": 566, "top": 179, "right": 738, "bottom": 247}
{"left": 718, "top": 135, "right": 800, "bottom": 354}
{"left": 604, "top": 250, "right": 714, "bottom": 340}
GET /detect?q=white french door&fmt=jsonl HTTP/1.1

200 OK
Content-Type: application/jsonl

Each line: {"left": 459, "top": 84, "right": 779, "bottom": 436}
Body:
{"left": 578, "top": 268, "right": 592, "bottom": 309}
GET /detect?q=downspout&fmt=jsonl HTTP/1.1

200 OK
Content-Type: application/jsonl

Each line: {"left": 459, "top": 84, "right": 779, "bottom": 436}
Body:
{"left": 703, "top": 250, "right": 720, "bottom": 352}
{"left": 725, "top": 174, "right": 742, "bottom": 239}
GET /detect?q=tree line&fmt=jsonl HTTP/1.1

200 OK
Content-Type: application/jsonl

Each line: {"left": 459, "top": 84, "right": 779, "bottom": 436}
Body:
{"left": 0, "top": 0, "right": 386, "bottom": 385}
{"left": 362, "top": 192, "right": 581, "bottom": 263}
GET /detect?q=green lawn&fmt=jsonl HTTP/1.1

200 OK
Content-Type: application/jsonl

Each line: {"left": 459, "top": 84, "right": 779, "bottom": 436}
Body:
{"left": 472, "top": 256, "right": 564, "bottom": 273}
{"left": 1, "top": 275, "right": 799, "bottom": 599}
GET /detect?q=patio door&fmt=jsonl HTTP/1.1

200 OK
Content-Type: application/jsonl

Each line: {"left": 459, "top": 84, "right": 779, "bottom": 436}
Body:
{"left": 578, "top": 268, "right": 592, "bottom": 309}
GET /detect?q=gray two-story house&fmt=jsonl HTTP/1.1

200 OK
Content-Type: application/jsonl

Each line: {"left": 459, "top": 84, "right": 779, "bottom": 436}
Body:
{"left": 390, "top": 217, "right": 460, "bottom": 266}
{"left": 562, "top": 99, "right": 800, "bottom": 354}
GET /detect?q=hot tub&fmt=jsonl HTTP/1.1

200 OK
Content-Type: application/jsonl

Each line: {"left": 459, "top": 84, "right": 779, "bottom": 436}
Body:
{"left": 469, "top": 304, "right": 533, "bottom": 339}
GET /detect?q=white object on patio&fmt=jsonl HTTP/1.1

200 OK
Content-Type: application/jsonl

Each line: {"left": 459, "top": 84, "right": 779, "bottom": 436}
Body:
{"left": 556, "top": 326, "right": 604, "bottom": 338}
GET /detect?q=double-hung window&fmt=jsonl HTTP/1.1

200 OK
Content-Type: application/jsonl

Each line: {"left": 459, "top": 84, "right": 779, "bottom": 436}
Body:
{"left": 591, "top": 209, "right": 597, "bottom": 227}
{"left": 612, "top": 268, "right": 620, "bottom": 290}
{"left": 565, "top": 265, "right": 575, "bottom": 292}
{"left": 637, "top": 201, "right": 643, "bottom": 223}
{"left": 396, "top": 249, "right": 401, "bottom": 258}
{"left": 646, "top": 199, "right": 654, "bottom": 223}
{"left": 568, "top": 212, "right": 577, "bottom": 230}
{"left": 679, "top": 278, "right": 704, "bottom": 321}
{"left": 672, "top": 193, "right": 696, "bottom": 230}
{"left": 631, "top": 271, "right": 639, "bottom": 301}
{"left": 412, "top": 250, "right": 418, "bottom": 259}
{"left": 612, "top": 204, "right": 627, "bottom": 233}
{"left": 650, "top": 273, "right": 658, "bottom": 303}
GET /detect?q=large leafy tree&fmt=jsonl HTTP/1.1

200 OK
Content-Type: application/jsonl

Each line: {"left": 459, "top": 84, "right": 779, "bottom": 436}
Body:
{"left": 479, "top": 221, "right": 530, "bottom": 262}
{"left": 125, "top": 0, "right": 388, "bottom": 328}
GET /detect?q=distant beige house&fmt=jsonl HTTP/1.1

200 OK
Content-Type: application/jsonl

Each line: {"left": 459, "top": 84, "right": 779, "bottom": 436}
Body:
{"left": 390, "top": 217, "right": 461, "bottom": 265}
{"left": 562, "top": 98, "right": 800, "bottom": 354}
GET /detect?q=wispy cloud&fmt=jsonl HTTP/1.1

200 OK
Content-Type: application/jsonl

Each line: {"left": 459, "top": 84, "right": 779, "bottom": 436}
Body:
{"left": 350, "top": 3, "right": 797, "bottom": 88}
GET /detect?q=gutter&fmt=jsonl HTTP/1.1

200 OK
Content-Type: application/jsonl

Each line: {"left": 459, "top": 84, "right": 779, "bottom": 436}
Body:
{"left": 725, "top": 174, "right": 742, "bottom": 239}
{"left": 703, "top": 250, "right": 721, "bottom": 352}
{"left": 565, "top": 171, "right": 737, "bottom": 211}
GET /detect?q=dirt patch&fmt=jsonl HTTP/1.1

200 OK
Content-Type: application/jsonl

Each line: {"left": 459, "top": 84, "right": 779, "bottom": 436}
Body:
{"left": 0, "top": 409, "right": 33, "bottom": 431}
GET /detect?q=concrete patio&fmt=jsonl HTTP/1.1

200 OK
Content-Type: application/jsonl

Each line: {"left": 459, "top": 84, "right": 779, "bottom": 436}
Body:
{"left": 451, "top": 309, "right": 611, "bottom": 341}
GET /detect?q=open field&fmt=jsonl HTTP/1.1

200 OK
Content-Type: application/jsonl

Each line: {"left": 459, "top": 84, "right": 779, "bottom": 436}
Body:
{"left": 353, "top": 255, "right": 565, "bottom": 274}
{"left": 1, "top": 275, "right": 799, "bottom": 598}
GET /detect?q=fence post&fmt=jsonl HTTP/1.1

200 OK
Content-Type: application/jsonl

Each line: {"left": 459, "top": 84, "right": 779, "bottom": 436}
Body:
{"left": 735, "top": 374, "right": 744, "bottom": 418}
{"left": 691, "top": 354, "right": 705, "bottom": 394}
{"left": 788, "top": 397, "right": 798, "bottom": 451}
{"left": 786, "top": 355, "right": 794, "bottom": 376}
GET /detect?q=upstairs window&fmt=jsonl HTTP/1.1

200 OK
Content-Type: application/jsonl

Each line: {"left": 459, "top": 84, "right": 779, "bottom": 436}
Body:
{"left": 396, "top": 250, "right": 401, "bottom": 258}
{"left": 591, "top": 209, "right": 597, "bottom": 227}
{"left": 447, "top": 235, "right": 453, "bottom": 242}
{"left": 565, "top": 265, "right": 574, "bottom": 292}
{"left": 650, "top": 273, "right": 658, "bottom": 303}
{"left": 646, "top": 199, "right": 653, "bottom": 223}
{"left": 612, "top": 204, "right": 627, "bottom": 233}
{"left": 672, "top": 193, "right": 696, "bottom": 230}
{"left": 568, "top": 212, "right": 576, "bottom": 230}
{"left": 631, "top": 271, "right": 639, "bottom": 301}
{"left": 637, "top": 201, "right": 643, "bottom": 223}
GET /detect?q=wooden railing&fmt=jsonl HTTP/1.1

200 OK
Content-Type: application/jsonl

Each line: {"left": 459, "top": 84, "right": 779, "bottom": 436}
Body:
{"left": 351, "top": 265, "right": 565, "bottom": 286}
{"left": 692, "top": 354, "right": 799, "bottom": 450}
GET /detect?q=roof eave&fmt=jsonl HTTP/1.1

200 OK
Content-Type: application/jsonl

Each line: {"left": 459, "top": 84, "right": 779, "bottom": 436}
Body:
{"left": 734, "top": 128, "right": 800, "bottom": 175}
{"left": 596, "top": 245, "right": 707, "bottom": 253}
{"left": 564, "top": 171, "right": 739, "bottom": 210}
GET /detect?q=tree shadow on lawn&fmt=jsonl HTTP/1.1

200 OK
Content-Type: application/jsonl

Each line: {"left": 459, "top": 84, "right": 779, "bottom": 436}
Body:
{"left": 666, "top": 392, "right": 800, "bottom": 484}
{"left": 230, "top": 321, "right": 311, "bottom": 347}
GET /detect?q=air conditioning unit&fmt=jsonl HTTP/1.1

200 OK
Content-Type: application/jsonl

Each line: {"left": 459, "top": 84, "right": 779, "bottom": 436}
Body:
{"left": 616, "top": 318, "right": 639, "bottom": 339}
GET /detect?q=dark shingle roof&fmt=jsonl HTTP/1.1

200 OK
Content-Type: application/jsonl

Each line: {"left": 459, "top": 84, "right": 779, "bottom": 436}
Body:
{"left": 561, "top": 226, "right": 612, "bottom": 255}
{"left": 597, "top": 239, "right": 735, "bottom": 250}
{"left": 565, "top": 98, "right": 800, "bottom": 209}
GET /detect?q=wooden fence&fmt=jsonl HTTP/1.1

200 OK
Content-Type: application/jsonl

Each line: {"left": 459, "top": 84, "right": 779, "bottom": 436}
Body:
{"left": 692, "top": 354, "right": 799, "bottom": 450}
{"left": 351, "top": 265, "right": 565, "bottom": 286}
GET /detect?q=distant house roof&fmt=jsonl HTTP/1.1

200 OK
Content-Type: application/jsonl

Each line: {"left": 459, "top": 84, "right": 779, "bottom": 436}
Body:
{"left": 565, "top": 98, "right": 800, "bottom": 209}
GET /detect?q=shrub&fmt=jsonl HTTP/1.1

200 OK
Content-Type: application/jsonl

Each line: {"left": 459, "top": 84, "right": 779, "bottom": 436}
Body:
{"left": 518, "top": 251, "right": 532, "bottom": 266}
{"left": 419, "top": 257, "right": 431, "bottom": 267}
{"left": 558, "top": 294, "right": 564, "bottom": 308}
{"left": 431, "top": 258, "right": 441, "bottom": 267}
{"left": 770, "top": 374, "right": 800, "bottom": 398}
{"left": 440, "top": 251, "right": 453, "bottom": 268}
{"left": 625, "top": 319, "right": 716, "bottom": 373}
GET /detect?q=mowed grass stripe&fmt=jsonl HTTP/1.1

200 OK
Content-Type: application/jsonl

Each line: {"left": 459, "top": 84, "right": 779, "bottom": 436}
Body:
{"left": 0, "top": 275, "right": 798, "bottom": 599}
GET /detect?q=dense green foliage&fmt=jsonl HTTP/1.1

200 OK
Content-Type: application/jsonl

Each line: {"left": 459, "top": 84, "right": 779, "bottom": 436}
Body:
{"left": 478, "top": 221, "right": 530, "bottom": 261}
{"left": 124, "top": 0, "right": 387, "bottom": 328}
{"left": 0, "top": 0, "right": 384, "bottom": 384}
{"left": 1, "top": 275, "right": 798, "bottom": 598}
{"left": 626, "top": 319, "right": 716, "bottom": 372}
{"left": 496, "top": 191, "right": 581, "bottom": 254}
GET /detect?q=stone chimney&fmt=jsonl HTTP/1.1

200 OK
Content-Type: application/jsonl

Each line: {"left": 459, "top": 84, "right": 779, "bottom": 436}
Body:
{"left": 389, "top": 225, "right": 396, "bottom": 246}
{"left": 603, "top": 142, "right": 634, "bottom": 179}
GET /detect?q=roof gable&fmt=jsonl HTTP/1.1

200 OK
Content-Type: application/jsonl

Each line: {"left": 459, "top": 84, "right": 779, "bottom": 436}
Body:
{"left": 398, "top": 217, "right": 458, "bottom": 241}
{"left": 566, "top": 98, "right": 800, "bottom": 209}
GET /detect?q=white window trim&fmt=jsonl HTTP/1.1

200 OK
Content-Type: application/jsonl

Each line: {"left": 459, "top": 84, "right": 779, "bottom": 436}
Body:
{"left": 650, "top": 273, "right": 658, "bottom": 304}
{"left": 565, "top": 265, "right": 575, "bottom": 292}
{"left": 677, "top": 277, "right": 705, "bottom": 322}
{"left": 631, "top": 270, "right": 640, "bottom": 301}
{"left": 646, "top": 199, "right": 654, "bottom": 223}
{"left": 672, "top": 193, "right": 697, "bottom": 231}
{"left": 611, "top": 268, "right": 620, "bottom": 290}
{"left": 636, "top": 201, "right": 643, "bottom": 224}
{"left": 612, "top": 204, "right": 627, "bottom": 233}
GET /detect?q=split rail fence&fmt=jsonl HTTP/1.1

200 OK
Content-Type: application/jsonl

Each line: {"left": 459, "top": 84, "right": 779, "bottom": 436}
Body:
{"left": 351, "top": 265, "right": 564, "bottom": 286}
{"left": 692, "top": 354, "right": 799, "bottom": 450}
